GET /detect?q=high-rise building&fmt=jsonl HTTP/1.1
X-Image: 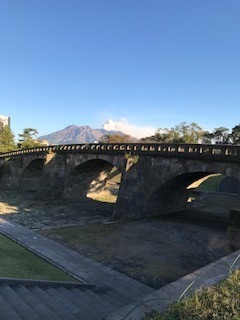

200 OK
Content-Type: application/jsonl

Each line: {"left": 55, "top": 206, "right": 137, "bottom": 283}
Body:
{"left": 0, "top": 115, "right": 10, "bottom": 130}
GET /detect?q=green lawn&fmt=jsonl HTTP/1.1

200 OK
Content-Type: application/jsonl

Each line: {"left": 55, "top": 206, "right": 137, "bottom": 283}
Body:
{"left": 0, "top": 233, "right": 76, "bottom": 281}
{"left": 144, "top": 269, "right": 240, "bottom": 320}
{"left": 196, "top": 174, "right": 224, "bottom": 192}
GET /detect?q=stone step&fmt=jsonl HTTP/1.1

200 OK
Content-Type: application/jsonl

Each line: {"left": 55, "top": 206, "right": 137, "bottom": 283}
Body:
{"left": 45, "top": 287, "right": 83, "bottom": 316}
{"left": 89, "top": 289, "right": 126, "bottom": 311}
{"left": 14, "top": 284, "right": 61, "bottom": 320}
{"left": 0, "top": 294, "right": 22, "bottom": 320}
{"left": 30, "top": 285, "right": 76, "bottom": 320}
{"left": 73, "top": 286, "right": 121, "bottom": 316}
{"left": 91, "top": 285, "right": 136, "bottom": 306}
{"left": 0, "top": 284, "right": 41, "bottom": 320}
{"left": 58, "top": 287, "right": 99, "bottom": 320}
{"left": 0, "top": 280, "right": 139, "bottom": 320}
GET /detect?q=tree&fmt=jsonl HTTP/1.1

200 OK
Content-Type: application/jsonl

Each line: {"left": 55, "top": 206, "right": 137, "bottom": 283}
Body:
{"left": 141, "top": 122, "right": 204, "bottom": 144}
{"left": 212, "top": 127, "right": 230, "bottom": 144}
{"left": 0, "top": 126, "right": 17, "bottom": 152}
{"left": 231, "top": 124, "right": 240, "bottom": 144}
{"left": 202, "top": 131, "right": 214, "bottom": 144}
{"left": 100, "top": 134, "right": 133, "bottom": 143}
{"left": 141, "top": 122, "right": 240, "bottom": 145}
{"left": 185, "top": 122, "right": 204, "bottom": 143}
{"left": 18, "top": 128, "right": 41, "bottom": 149}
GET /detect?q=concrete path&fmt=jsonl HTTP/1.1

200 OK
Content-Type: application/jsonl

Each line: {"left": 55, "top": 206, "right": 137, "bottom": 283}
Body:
{"left": 0, "top": 218, "right": 154, "bottom": 306}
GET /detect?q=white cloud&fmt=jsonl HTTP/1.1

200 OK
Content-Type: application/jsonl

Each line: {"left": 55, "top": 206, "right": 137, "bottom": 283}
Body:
{"left": 103, "top": 119, "right": 156, "bottom": 139}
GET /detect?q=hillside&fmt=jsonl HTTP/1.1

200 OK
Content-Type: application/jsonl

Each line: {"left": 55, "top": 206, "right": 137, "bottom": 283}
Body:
{"left": 38, "top": 125, "right": 134, "bottom": 144}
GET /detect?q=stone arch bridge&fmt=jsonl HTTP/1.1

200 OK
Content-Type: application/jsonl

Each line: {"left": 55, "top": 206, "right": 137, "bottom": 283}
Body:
{"left": 0, "top": 143, "right": 240, "bottom": 219}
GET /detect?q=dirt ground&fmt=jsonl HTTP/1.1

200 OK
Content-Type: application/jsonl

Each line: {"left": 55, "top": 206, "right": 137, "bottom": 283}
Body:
{"left": 0, "top": 191, "right": 239, "bottom": 289}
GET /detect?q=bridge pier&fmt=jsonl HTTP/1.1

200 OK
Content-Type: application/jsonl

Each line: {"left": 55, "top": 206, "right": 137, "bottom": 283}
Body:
{"left": 0, "top": 158, "right": 24, "bottom": 190}
{"left": 38, "top": 153, "right": 66, "bottom": 198}
{"left": 113, "top": 156, "right": 194, "bottom": 219}
{"left": 114, "top": 157, "right": 146, "bottom": 219}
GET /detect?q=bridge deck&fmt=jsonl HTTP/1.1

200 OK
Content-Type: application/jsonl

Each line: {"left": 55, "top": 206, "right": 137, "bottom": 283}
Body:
{"left": 1, "top": 143, "right": 239, "bottom": 163}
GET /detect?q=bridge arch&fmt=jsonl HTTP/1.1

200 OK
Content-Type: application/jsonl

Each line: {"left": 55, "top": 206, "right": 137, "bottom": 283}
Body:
{"left": 144, "top": 171, "right": 212, "bottom": 216}
{"left": 63, "top": 157, "right": 122, "bottom": 201}
{"left": 144, "top": 158, "right": 240, "bottom": 218}
{"left": 65, "top": 154, "right": 124, "bottom": 173}
{"left": 20, "top": 158, "right": 45, "bottom": 192}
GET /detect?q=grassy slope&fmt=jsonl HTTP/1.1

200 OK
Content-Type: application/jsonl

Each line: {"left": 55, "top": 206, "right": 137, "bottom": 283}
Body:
{"left": 196, "top": 174, "right": 224, "bottom": 192}
{"left": 188, "top": 173, "right": 224, "bottom": 192}
{"left": 0, "top": 233, "right": 75, "bottom": 281}
{"left": 145, "top": 269, "right": 240, "bottom": 320}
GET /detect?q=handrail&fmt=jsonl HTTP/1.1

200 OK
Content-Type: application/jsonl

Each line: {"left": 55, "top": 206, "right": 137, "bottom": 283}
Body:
{"left": 0, "top": 143, "right": 239, "bottom": 162}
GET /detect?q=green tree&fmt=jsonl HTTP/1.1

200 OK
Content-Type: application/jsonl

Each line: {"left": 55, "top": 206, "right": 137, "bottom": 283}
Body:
{"left": 0, "top": 126, "right": 17, "bottom": 152}
{"left": 141, "top": 122, "right": 204, "bottom": 143}
{"left": 18, "top": 128, "right": 41, "bottom": 149}
{"left": 231, "top": 124, "right": 240, "bottom": 144}
{"left": 202, "top": 130, "right": 214, "bottom": 144}
{"left": 141, "top": 122, "right": 240, "bottom": 145}
{"left": 173, "top": 122, "right": 204, "bottom": 143}
{"left": 100, "top": 134, "right": 133, "bottom": 143}
{"left": 212, "top": 127, "right": 230, "bottom": 144}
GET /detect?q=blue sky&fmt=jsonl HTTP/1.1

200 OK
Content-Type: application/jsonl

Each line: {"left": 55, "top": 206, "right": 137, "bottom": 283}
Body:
{"left": 0, "top": 0, "right": 240, "bottom": 139}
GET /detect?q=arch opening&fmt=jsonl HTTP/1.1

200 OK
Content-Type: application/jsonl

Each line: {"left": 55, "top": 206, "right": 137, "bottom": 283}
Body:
{"left": 21, "top": 159, "right": 45, "bottom": 192}
{"left": 64, "top": 159, "right": 122, "bottom": 203}
{"left": 145, "top": 172, "right": 240, "bottom": 221}
{"left": 188, "top": 173, "right": 240, "bottom": 194}
{"left": 145, "top": 172, "right": 211, "bottom": 216}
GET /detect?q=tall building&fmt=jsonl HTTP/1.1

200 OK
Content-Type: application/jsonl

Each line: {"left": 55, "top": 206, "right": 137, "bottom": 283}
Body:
{"left": 0, "top": 115, "right": 10, "bottom": 130}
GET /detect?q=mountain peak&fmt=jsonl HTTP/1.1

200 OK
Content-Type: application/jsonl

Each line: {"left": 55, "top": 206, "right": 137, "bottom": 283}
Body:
{"left": 65, "top": 125, "right": 91, "bottom": 129}
{"left": 39, "top": 125, "right": 134, "bottom": 144}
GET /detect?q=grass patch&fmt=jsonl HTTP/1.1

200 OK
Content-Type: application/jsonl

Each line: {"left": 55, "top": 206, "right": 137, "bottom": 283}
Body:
{"left": 144, "top": 269, "right": 240, "bottom": 320}
{"left": 195, "top": 174, "right": 224, "bottom": 192}
{"left": 0, "top": 233, "right": 76, "bottom": 281}
{"left": 41, "top": 220, "right": 229, "bottom": 290}
{"left": 48, "top": 223, "right": 121, "bottom": 250}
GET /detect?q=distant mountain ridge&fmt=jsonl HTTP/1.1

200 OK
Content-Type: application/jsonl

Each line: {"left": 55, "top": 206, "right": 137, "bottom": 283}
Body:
{"left": 38, "top": 125, "right": 130, "bottom": 144}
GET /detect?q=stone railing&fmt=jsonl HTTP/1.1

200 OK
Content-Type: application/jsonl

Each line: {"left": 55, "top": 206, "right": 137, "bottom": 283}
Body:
{"left": 0, "top": 143, "right": 240, "bottom": 162}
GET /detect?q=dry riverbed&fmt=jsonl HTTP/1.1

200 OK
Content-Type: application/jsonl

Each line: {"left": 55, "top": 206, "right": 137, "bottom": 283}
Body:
{"left": 0, "top": 191, "right": 238, "bottom": 289}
